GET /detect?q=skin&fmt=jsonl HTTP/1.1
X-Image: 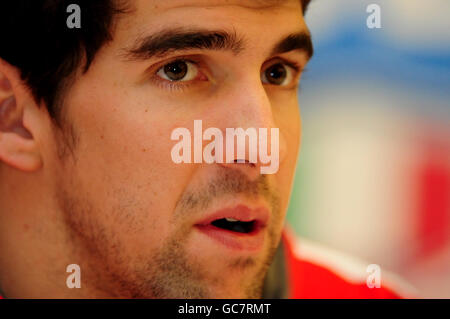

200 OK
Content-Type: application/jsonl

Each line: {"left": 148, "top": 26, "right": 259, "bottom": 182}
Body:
{"left": 0, "top": 0, "right": 311, "bottom": 298}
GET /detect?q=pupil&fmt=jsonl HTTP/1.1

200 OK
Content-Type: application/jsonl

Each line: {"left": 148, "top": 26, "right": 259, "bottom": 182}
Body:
{"left": 267, "top": 64, "right": 286, "bottom": 85}
{"left": 164, "top": 61, "right": 188, "bottom": 81}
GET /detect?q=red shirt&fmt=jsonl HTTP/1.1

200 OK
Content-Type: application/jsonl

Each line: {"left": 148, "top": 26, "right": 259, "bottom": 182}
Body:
{"left": 281, "top": 227, "right": 412, "bottom": 298}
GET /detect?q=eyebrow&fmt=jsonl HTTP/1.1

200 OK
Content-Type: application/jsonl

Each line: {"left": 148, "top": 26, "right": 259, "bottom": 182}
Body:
{"left": 124, "top": 28, "right": 244, "bottom": 60}
{"left": 123, "top": 27, "right": 313, "bottom": 61}
{"left": 271, "top": 32, "right": 314, "bottom": 59}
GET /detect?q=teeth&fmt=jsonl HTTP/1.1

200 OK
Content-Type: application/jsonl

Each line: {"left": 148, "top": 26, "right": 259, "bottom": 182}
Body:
{"left": 225, "top": 218, "right": 239, "bottom": 222}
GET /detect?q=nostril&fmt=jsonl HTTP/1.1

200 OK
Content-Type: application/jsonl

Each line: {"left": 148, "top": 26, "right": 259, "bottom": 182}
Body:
{"left": 234, "top": 159, "right": 256, "bottom": 167}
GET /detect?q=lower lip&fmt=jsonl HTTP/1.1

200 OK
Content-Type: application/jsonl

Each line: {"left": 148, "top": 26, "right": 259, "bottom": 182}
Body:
{"left": 195, "top": 224, "right": 266, "bottom": 251}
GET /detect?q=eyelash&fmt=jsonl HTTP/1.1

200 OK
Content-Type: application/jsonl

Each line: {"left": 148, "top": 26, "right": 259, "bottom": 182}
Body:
{"left": 148, "top": 58, "right": 200, "bottom": 92}
{"left": 149, "top": 57, "right": 303, "bottom": 92}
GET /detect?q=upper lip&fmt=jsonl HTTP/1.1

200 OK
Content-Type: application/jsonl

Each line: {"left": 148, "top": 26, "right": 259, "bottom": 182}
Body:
{"left": 195, "top": 204, "right": 269, "bottom": 228}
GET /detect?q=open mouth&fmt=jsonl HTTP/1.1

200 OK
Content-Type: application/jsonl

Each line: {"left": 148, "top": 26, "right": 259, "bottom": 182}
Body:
{"left": 210, "top": 218, "right": 256, "bottom": 234}
{"left": 194, "top": 205, "right": 269, "bottom": 251}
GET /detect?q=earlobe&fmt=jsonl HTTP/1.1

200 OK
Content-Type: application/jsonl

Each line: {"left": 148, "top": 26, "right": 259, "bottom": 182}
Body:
{"left": 0, "top": 63, "right": 43, "bottom": 172}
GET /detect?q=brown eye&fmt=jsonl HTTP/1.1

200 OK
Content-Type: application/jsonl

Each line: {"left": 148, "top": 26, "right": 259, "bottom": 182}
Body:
{"left": 157, "top": 60, "right": 198, "bottom": 81}
{"left": 261, "top": 63, "right": 294, "bottom": 86}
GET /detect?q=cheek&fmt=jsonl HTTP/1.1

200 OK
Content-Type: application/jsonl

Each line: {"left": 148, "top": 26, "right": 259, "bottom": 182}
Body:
{"left": 274, "top": 98, "right": 301, "bottom": 212}
{"left": 62, "top": 86, "right": 197, "bottom": 242}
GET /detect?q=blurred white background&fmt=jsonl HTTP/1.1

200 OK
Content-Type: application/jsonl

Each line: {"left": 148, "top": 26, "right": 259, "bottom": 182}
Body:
{"left": 286, "top": 0, "right": 450, "bottom": 298}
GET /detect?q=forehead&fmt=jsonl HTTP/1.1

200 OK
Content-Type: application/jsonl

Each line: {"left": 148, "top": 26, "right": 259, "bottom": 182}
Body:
{"left": 116, "top": 0, "right": 306, "bottom": 48}
{"left": 133, "top": 0, "right": 301, "bottom": 10}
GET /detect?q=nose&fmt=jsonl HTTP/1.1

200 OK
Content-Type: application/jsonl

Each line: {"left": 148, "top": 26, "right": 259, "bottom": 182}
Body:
{"left": 216, "top": 79, "right": 287, "bottom": 179}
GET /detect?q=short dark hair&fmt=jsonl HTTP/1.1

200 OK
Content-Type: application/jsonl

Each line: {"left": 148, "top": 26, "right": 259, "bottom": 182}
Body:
{"left": 301, "top": 0, "right": 312, "bottom": 13}
{"left": 0, "top": 0, "right": 310, "bottom": 121}
{"left": 0, "top": 0, "right": 128, "bottom": 120}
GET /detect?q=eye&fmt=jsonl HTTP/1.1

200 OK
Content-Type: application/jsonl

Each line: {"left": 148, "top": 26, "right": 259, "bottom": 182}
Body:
{"left": 157, "top": 60, "right": 199, "bottom": 82}
{"left": 261, "top": 63, "right": 295, "bottom": 86}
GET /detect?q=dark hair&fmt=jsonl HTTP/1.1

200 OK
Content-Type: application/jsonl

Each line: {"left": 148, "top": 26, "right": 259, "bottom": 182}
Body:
{"left": 0, "top": 0, "right": 128, "bottom": 120}
{"left": 301, "top": 0, "right": 312, "bottom": 13}
{"left": 0, "top": 0, "right": 310, "bottom": 121}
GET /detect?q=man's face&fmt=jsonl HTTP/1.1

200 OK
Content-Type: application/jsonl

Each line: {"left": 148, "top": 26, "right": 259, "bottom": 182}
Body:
{"left": 48, "top": 0, "right": 310, "bottom": 298}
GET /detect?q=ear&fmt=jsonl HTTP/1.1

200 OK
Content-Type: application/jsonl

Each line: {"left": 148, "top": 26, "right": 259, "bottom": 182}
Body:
{"left": 0, "top": 59, "right": 43, "bottom": 172}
